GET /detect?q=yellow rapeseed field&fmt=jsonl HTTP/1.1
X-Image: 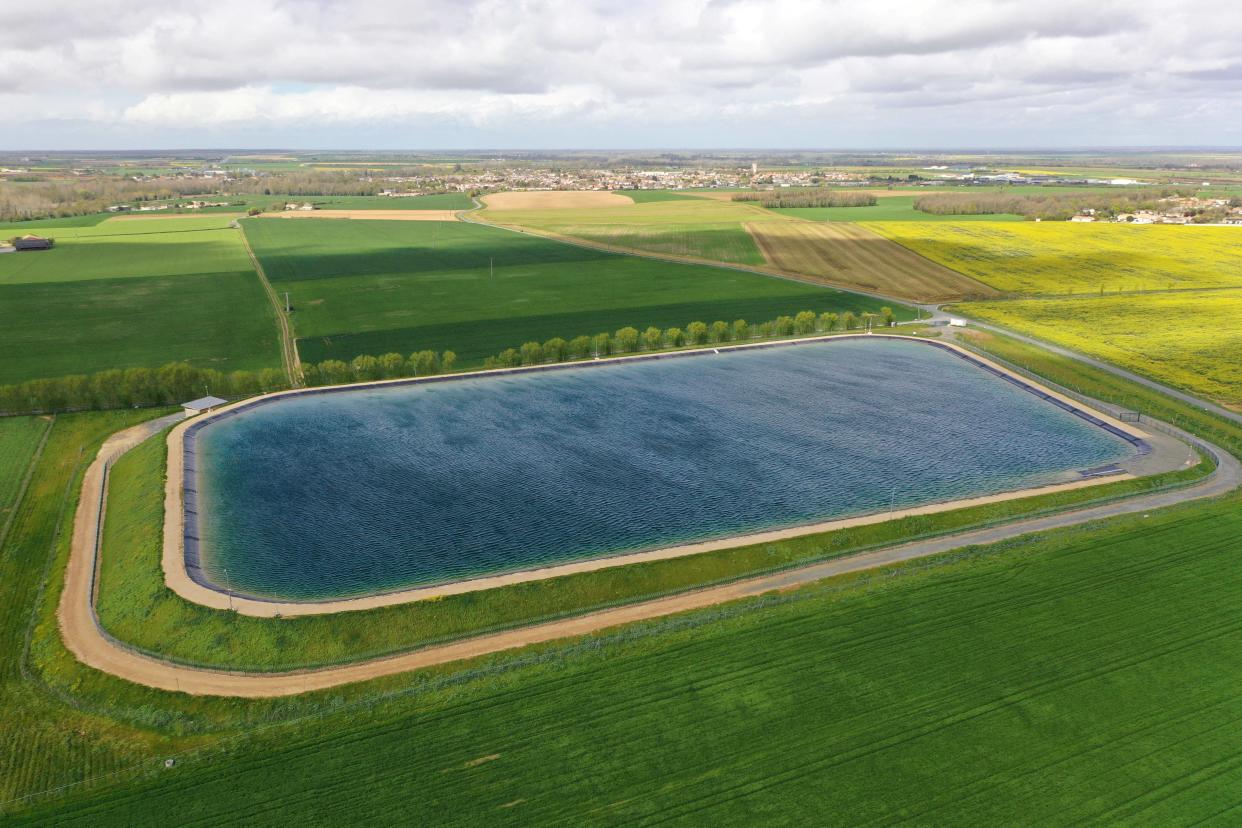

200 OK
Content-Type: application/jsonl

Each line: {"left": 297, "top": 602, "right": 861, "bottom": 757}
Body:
{"left": 865, "top": 222, "right": 1242, "bottom": 295}
{"left": 963, "top": 290, "right": 1242, "bottom": 407}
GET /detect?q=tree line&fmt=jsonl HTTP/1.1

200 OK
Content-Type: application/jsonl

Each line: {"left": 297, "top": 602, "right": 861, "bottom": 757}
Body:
{"left": 0, "top": 364, "right": 288, "bottom": 416}
{"left": 301, "top": 350, "right": 457, "bottom": 386}
{"left": 731, "top": 189, "right": 877, "bottom": 209}
{"left": 478, "top": 307, "right": 896, "bottom": 368}
{"left": 0, "top": 309, "right": 902, "bottom": 415}
{"left": 912, "top": 188, "right": 1199, "bottom": 221}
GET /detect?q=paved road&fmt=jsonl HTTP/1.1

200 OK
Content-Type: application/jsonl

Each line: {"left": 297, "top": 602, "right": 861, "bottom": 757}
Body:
{"left": 57, "top": 397, "right": 1238, "bottom": 697}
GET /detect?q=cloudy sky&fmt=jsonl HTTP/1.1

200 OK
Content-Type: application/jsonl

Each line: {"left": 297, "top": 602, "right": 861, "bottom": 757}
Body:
{"left": 3, "top": 0, "right": 1241, "bottom": 150}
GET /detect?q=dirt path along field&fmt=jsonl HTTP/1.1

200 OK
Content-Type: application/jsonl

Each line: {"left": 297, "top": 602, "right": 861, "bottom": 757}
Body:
{"left": 238, "top": 225, "right": 302, "bottom": 386}
{"left": 746, "top": 221, "right": 1000, "bottom": 303}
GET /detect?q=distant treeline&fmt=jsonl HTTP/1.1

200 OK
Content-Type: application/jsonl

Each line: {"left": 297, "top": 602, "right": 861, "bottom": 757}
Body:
{"left": 731, "top": 189, "right": 878, "bottom": 209}
{"left": 913, "top": 188, "right": 1198, "bottom": 221}
{"left": 479, "top": 308, "right": 896, "bottom": 368}
{"left": 0, "top": 179, "right": 221, "bottom": 223}
{"left": 0, "top": 364, "right": 288, "bottom": 416}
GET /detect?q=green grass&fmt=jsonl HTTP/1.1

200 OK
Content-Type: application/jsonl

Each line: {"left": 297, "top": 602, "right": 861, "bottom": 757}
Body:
{"left": 24, "top": 490, "right": 1242, "bottom": 824}
{"left": 615, "top": 190, "right": 702, "bottom": 203}
{"left": 0, "top": 417, "right": 49, "bottom": 524}
{"left": 241, "top": 218, "right": 908, "bottom": 366}
{"left": 547, "top": 222, "right": 767, "bottom": 264}
{"left": 772, "top": 196, "right": 1024, "bottom": 222}
{"left": 0, "top": 271, "right": 282, "bottom": 384}
{"left": 268, "top": 194, "right": 473, "bottom": 210}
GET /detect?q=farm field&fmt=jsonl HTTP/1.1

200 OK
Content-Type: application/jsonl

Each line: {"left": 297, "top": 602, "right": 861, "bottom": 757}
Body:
{"left": 241, "top": 217, "right": 906, "bottom": 366}
{"left": 746, "top": 221, "right": 1000, "bottom": 301}
{"left": 615, "top": 189, "right": 703, "bottom": 202}
{"left": 866, "top": 221, "right": 1242, "bottom": 294}
{"left": 0, "top": 416, "right": 48, "bottom": 524}
{"left": 962, "top": 291, "right": 1242, "bottom": 408}
{"left": 0, "top": 216, "right": 252, "bottom": 284}
{"left": 21, "top": 491, "right": 1242, "bottom": 823}
{"left": 0, "top": 216, "right": 281, "bottom": 385}
{"left": 478, "top": 196, "right": 784, "bottom": 264}
{"left": 772, "top": 195, "right": 1024, "bottom": 222}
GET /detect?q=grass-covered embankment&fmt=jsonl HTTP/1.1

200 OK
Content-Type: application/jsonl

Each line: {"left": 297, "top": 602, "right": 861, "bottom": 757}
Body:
{"left": 94, "top": 392, "right": 1211, "bottom": 672}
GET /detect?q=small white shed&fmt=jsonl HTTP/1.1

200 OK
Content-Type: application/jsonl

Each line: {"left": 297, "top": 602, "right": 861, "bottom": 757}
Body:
{"left": 181, "top": 395, "right": 228, "bottom": 418}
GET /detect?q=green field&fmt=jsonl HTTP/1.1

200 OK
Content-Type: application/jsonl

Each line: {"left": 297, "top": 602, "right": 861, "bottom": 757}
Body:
{"left": 0, "top": 213, "right": 111, "bottom": 232}
{"left": 963, "top": 291, "right": 1242, "bottom": 407}
{"left": 772, "top": 195, "right": 1024, "bottom": 222}
{"left": 480, "top": 197, "right": 786, "bottom": 265}
{"left": 866, "top": 221, "right": 1242, "bottom": 294}
{"left": 615, "top": 190, "right": 703, "bottom": 203}
{"left": 0, "top": 218, "right": 252, "bottom": 284}
{"left": 23, "top": 480, "right": 1242, "bottom": 823}
{"left": 242, "top": 217, "right": 907, "bottom": 366}
{"left": 0, "top": 417, "right": 48, "bottom": 525}
{"left": 0, "top": 217, "right": 281, "bottom": 385}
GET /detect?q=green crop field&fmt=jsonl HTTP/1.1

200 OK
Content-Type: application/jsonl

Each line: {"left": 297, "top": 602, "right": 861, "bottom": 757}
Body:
{"left": 962, "top": 291, "right": 1242, "bottom": 407}
{"left": 0, "top": 213, "right": 111, "bottom": 232}
{"left": 242, "top": 217, "right": 907, "bottom": 366}
{"left": 772, "top": 195, "right": 1024, "bottom": 222}
{"left": 0, "top": 416, "right": 48, "bottom": 523}
{"left": 480, "top": 197, "right": 785, "bottom": 264}
{"left": 616, "top": 190, "right": 703, "bottom": 203}
{"left": 20, "top": 480, "right": 1242, "bottom": 823}
{"left": 0, "top": 217, "right": 282, "bottom": 384}
{"left": 866, "top": 221, "right": 1242, "bottom": 294}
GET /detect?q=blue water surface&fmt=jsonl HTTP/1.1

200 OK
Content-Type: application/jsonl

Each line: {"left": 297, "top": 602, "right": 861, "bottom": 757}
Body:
{"left": 196, "top": 339, "right": 1133, "bottom": 599}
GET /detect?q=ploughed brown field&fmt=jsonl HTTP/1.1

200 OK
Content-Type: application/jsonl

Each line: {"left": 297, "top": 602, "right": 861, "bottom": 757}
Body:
{"left": 745, "top": 221, "right": 1001, "bottom": 302}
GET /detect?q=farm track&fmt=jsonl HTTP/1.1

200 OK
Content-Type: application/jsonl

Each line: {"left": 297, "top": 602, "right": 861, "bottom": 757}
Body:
{"left": 238, "top": 225, "right": 301, "bottom": 386}
{"left": 58, "top": 378, "right": 1239, "bottom": 697}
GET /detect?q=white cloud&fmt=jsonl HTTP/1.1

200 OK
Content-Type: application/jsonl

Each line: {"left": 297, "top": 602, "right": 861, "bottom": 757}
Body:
{"left": 1, "top": 0, "right": 1240, "bottom": 147}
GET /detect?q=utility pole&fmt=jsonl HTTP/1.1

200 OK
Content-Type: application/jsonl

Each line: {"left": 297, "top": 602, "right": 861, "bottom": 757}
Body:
{"left": 490, "top": 257, "right": 494, "bottom": 279}
{"left": 284, "top": 291, "right": 291, "bottom": 313}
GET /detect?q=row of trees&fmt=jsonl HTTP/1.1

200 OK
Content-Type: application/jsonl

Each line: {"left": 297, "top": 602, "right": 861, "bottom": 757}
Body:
{"left": 301, "top": 350, "right": 457, "bottom": 387}
{"left": 0, "top": 307, "right": 903, "bottom": 414}
{"left": 912, "top": 188, "right": 1199, "bottom": 221}
{"left": 0, "top": 363, "right": 288, "bottom": 416}
{"left": 479, "top": 308, "right": 896, "bottom": 368}
{"left": 731, "top": 189, "right": 877, "bottom": 209}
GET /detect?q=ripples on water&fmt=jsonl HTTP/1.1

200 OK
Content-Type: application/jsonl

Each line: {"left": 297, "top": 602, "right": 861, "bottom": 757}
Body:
{"left": 196, "top": 339, "right": 1133, "bottom": 600}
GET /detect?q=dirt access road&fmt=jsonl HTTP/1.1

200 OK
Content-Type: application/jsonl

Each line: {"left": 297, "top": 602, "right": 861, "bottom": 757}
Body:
{"left": 58, "top": 379, "right": 1238, "bottom": 697}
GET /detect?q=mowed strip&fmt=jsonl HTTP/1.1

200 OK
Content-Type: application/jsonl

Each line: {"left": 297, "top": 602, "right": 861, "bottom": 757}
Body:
{"left": 745, "top": 220, "right": 1000, "bottom": 302}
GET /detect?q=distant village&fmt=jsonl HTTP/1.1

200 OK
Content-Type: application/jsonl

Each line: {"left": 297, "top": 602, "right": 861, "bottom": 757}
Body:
{"left": 1067, "top": 196, "right": 1242, "bottom": 225}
